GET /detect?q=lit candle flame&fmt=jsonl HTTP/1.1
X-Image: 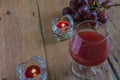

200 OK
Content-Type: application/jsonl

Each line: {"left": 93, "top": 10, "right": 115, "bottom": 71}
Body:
{"left": 31, "top": 68, "right": 37, "bottom": 77}
{"left": 31, "top": 68, "right": 37, "bottom": 73}
{"left": 61, "top": 23, "right": 65, "bottom": 28}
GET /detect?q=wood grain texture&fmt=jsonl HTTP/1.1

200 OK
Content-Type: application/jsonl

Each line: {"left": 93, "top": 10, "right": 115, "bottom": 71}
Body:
{"left": 37, "top": 0, "right": 119, "bottom": 80}
{"left": 0, "top": 0, "right": 120, "bottom": 80}
{"left": 0, "top": 0, "right": 46, "bottom": 80}
{"left": 107, "top": 4, "right": 120, "bottom": 79}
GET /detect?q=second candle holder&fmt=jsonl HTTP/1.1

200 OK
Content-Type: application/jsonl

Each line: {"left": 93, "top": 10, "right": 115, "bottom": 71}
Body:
{"left": 52, "top": 14, "right": 74, "bottom": 41}
{"left": 16, "top": 56, "right": 47, "bottom": 80}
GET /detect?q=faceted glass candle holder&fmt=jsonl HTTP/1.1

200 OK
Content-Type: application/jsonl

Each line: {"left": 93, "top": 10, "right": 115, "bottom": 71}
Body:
{"left": 52, "top": 14, "right": 74, "bottom": 41}
{"left": 16, "top": 56, "right": 47, "bottom": 80}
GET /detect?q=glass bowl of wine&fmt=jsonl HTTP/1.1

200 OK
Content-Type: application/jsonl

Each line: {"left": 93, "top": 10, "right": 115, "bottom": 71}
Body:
{"left": 69, "top": 20, "right": 110, "bottom": 80}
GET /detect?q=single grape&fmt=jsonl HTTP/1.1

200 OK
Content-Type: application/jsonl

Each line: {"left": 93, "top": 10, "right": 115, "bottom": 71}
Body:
{"left": 70, "top": 5, "right": 79, "bottom": 13}
{"left": 82, "top": 11, "right": 90, "bottom": 20}
{"left": 88, "top": 0, "right": 94, "bottom": 4}
{"left": 87, "top": 10, "right": 98, "bottom": 20}
{"left": 62, "top": 7, "right": 71, "bottom": 15}
{"left": 97, "top": 0, "right": 103, "bottom": 5}
{"left": 97, "top": 10, "right": 107, "bottom": 23}
{"left": 72, "top": 12, "right": 82, "bottom": 21}
{"left": 78, "top": 6, "right": 89, "bottom": 16}
{"left": 70, "top": 0, "right": 79, "bottom": 6}
{"left": 81, "top": 0, "right": 89, "bottom": 6}
{"left": 102, "top": 0, "right": 112, "bottom": 9}
{"left": 78, "top": 0, "right": 82, "bottom": 4}
{"left": 89, "top": 21, "right": 97, "bottom": 27}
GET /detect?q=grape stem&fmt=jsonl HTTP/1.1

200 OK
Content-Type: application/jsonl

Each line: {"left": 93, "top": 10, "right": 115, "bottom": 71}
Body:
{"left": 89, "top": 3, "right": 120, "bottom": 10}
{"left": 89, "top": 0, "right": 104, "bottom": 10}
{"left": 111, "top": 3, "right": 120, "bottom": 7}
{"left": 89, "top": 6, "right": 103, "bottom": 10}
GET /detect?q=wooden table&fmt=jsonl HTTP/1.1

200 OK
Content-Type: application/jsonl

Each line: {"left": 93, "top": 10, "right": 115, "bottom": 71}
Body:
{"left": 0, "top": 0, "right": 120, "bottom": 80}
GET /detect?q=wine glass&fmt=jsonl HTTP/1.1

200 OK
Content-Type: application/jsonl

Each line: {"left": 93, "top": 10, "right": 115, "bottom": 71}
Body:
{"left": 69, "top": 20, "right": 110, "bottom": 80}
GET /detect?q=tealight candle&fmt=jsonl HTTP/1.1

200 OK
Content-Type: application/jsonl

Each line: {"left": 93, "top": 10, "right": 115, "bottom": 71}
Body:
{"left": 52, "top": 14, "right": 74, "bottom": 41}
{"left": 16, "top": 56, "right": 47, "bottom": 80}
{"left": 25, "top": 65, "right": 41, "bottom": 78}
{"left": 56, "top": 21, "right": 69, "bottom": 32}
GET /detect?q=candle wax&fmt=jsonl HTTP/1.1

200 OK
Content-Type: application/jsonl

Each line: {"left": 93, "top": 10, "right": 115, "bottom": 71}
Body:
{"left": 56, "top": 21, "right": 69, "bottom": 31}
{"left": 25, "top": 65, "right": 41, "bottom": 78}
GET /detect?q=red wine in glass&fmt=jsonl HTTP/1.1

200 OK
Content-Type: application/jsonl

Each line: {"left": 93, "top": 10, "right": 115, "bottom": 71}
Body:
{"left": 69, "top": 20, "right": 110, "bottom": 80}
{"left": 70, "top": 31, "right": 109, "bottom": 66}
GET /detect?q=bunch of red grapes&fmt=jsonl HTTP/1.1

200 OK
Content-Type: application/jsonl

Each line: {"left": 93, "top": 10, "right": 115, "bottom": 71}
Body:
{"left": 62, "top": 0, "right": 113, "bottom": 24}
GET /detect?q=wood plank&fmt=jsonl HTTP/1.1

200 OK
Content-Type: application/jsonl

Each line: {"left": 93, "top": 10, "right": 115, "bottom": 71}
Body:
{"left": 0, "top": 0, "right": 120, "bottom": 80}
{"left": 37, "top": 0, "right": 80, "bottom": 79}
{"left": 0, "top": 0, "right": 46, "bottom": 80}
{"left": 106, "top": 3, "right": 120, "bottom": 79}
{"left": 37, "top": 0, "right": 117, "bottom": 80}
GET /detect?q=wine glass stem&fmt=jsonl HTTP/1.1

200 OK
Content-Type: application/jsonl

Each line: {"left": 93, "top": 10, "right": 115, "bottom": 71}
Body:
{"left": 71, "top": 61, "right": 101, "bottom": 80}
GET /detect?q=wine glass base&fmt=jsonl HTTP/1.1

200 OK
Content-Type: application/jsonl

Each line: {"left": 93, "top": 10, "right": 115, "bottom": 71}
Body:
{"left": 71, "top": 61, "right": 103, "bottom": 80}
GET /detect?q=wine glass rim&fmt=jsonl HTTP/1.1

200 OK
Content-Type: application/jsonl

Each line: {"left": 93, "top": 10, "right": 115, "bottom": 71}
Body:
{"left": 75, "top": 20, "right": 109, "bottom": 44}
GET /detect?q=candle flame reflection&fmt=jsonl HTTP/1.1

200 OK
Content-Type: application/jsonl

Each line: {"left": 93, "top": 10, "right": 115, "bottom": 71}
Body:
{"left": 61, "top": 29, "right": 66, "bottom": 32}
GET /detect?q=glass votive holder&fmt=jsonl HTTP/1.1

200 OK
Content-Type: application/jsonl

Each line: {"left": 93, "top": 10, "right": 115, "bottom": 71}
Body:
{"left": 52, "top": 14, "right": 74, "bottom": 41}
{"left": 16, "top": 56, "right": 47, "bottom": 80}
